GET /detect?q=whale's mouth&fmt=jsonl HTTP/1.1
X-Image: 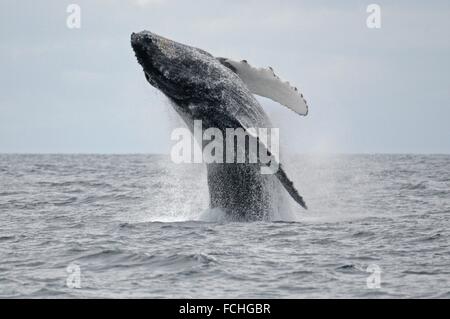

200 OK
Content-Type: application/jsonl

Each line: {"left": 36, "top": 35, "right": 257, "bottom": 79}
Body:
{"left": 133, "top": 52, "right": 176, "bottom": 99}
{"left": 142, "top": 68, "right": 188, "bottom": 102}
{"left": 143, "top": 68, "right": 160, "bottom": 87}
{"left": 139, "top": 60, "right": 163, "bottom": 86}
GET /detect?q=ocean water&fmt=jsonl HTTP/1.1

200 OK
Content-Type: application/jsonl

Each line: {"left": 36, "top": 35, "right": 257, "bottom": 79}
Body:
{"left": 0, "top": 154, "right": 449, "bottom": 298}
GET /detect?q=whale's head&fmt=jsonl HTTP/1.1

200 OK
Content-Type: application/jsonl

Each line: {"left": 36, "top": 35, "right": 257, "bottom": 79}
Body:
{"left": 131, "top": 31, "right": 228, "bottom": 104}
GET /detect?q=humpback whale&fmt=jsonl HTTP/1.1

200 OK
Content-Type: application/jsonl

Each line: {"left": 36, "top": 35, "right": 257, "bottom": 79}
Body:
{"left": 131, "top": 31, "right": 308, "bottom": 221}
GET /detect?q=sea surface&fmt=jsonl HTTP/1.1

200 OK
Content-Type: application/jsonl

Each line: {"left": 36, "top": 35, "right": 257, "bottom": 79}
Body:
{"left": 0, "top": 154, "right": 449, "bottom": 298}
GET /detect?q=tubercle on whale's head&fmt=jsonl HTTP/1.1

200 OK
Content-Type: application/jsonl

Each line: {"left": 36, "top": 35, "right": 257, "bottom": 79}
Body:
{"left": 131, "top": 31, "right": 224, "bottom": 104}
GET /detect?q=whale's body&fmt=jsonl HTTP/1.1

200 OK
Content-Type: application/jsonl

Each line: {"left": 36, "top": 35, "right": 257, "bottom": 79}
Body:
{"left": 171, "top": 99, "right": 281, "bottom": 221}
{"left": 131, "top": 31, "right": 307, "bottom": 221}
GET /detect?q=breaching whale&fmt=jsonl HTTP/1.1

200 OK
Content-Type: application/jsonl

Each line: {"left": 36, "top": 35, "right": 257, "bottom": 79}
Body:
{"left": 131, "top": 31, "right": 309, "bottom": 221}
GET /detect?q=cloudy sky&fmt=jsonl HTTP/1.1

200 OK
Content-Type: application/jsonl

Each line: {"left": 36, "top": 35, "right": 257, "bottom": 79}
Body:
{"left": 0, "top": 0, "right": 449, "bottom": 153}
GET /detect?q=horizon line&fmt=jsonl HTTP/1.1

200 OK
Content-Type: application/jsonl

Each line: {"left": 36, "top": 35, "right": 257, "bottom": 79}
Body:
{"left": 0, "top": 152, "right": 449, "bottom": 156}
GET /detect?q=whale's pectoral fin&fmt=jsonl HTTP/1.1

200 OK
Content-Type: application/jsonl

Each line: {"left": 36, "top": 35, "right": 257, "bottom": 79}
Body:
{"left": 217, "top": 57, "right": 309, "bottom": 116}
{"left": 223, "top": 106, "right": 308, "bottom": 210}
{"left": 228, "top": 118, "right": 307, "bottom": 210}
{"left": 276, "top": 164, "right": 307, "bottom": 209}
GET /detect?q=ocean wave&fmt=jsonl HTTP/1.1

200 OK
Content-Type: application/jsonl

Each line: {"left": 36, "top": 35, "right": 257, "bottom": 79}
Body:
{"left": 401, "top": 181, "right": 428, "bottom": 190}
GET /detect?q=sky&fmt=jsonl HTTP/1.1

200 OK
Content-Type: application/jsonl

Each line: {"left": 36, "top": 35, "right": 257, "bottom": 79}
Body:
{"left": 0, "top": 0, "right": 449, "bottom": 154}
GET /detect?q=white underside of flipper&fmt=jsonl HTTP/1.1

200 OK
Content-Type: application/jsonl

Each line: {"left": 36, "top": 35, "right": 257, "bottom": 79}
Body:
{"left": 218, "top": 58, "right": 309, "bottom": 116}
